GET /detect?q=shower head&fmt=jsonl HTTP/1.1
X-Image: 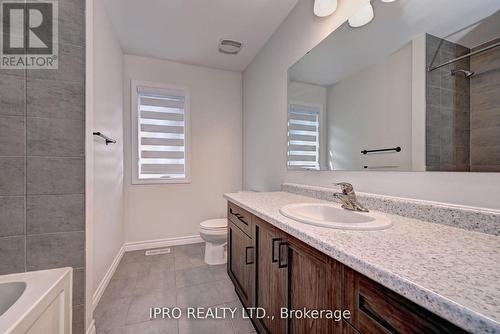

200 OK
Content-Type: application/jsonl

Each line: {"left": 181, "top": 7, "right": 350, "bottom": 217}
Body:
{"left": 451, "top": 69, "right": 474, "bottom": 78}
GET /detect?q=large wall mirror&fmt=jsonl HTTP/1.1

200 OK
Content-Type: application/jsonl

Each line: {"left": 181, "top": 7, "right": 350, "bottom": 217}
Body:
{"left": 287, "top": 0, "right": 500, "bottom": 172}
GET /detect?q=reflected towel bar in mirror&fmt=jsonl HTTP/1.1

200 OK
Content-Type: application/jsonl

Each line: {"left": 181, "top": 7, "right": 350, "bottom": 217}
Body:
{"left": 93, "top": 131, "right": 116, "bottom": 145}
{"left": 361, "top": 147, "right": 401, "bottom": 155}
{"left": 363, "top": 165, "right": 400, "bottom": 169}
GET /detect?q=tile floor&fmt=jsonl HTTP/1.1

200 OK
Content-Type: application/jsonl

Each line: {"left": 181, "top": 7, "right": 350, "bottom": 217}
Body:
{"left": 94, "top": 243, "right": 257, "bottom": 334}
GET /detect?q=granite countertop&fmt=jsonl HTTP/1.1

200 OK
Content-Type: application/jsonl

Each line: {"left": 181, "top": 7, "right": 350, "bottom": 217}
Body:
{"left": 224, "top": 191, "right": 500, "bottom": 334}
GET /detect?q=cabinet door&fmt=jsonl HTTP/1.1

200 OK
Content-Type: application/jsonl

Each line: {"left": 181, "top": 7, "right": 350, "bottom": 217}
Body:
{"left": 255, "top": 218, "right": 288, "bottom": 334}
{"left": 342, "top": 321, "right": 361, "bottom": 334}
{"left": 287, "top": 239, "right": 339, "bottom": 334}
{"left": 343, "top": 267, "right": 469, "bottom": 334}
{"left": 228, "top": 220, "right": 254, "bottom": 307}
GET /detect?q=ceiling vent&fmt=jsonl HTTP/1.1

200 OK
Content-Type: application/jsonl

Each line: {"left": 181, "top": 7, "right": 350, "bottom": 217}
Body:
{"left": 218, "top": 39, "right": 242, "bottom": 55}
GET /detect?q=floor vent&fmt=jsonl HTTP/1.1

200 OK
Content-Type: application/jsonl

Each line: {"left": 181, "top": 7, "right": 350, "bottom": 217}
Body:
{"left": 145, "top": 248, "right": 171, "bottom": 256}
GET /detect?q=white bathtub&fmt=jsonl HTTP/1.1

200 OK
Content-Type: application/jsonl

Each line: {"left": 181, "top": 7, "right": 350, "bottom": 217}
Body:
{"left": 0, "top": 268, "right": 72, "bottom": 334}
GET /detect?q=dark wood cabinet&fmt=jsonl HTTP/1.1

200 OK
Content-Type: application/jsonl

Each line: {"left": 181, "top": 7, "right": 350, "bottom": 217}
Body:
{"left": 226, "top": 201, "right": 470, "bottom": 334}
{"left": 253, "top": 218, "right": 341, "bottom": 334}
{"left": 287, "top": 237, "right": 339, "bottom": 334}
{"left": 228, "top": 201, "right": 253, "bottom": 237}
{"left": 343, "top": 267, "right": 468, "bottom": 334}
{"left": 343, "top": 321, "right": 361, "bottom": 334}
{"left": 255, "top": 217, "right": 289, "bottom": 334}
{"left": 227, "top": 219, "right": 254, "bottom": 307}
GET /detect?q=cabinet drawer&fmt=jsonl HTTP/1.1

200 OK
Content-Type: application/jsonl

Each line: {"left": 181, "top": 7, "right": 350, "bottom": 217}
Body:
{"left": 343, "top": 267, "right": 468, "bottom": 334}
{"left": 228, "top": 201, "right": 253, "bottom": 237}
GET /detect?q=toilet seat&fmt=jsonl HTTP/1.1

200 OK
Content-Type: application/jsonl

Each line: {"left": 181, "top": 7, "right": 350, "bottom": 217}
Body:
{"left": 199, "top": 218, "right": 227, "bottom": 230}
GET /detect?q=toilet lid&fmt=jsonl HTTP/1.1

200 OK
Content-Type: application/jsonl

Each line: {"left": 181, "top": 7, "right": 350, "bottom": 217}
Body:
{"left": 200, "top": 218, "right": 227, "bottom": 230}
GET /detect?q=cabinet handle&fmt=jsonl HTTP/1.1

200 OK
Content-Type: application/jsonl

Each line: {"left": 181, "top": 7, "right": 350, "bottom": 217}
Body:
{"left": 278, "top": 242, "right": 288, "bottom": 268}
{"left": 230, "top": 208, "right": 248, "bottom": 225}
{"left": 245, "top": 246, "right": 254, "bottom": 265}
{"left": 271, "top": 238, "right": 282, "bottom": 263}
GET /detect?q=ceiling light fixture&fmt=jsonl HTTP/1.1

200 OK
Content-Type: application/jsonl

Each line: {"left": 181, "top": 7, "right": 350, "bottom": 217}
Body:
{"left": 348, "top": 1, "right": 374, "bottom": 28}
{"left": 218, "top": 40, "right": 242, "bottom": 55}
{"left": 313, "top": 0, "right": 338, "bottom": 17}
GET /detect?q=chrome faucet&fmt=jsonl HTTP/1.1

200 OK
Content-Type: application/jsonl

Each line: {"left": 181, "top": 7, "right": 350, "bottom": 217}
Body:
{"left": 333, "top": 182, "right": 369, "bottom": 212}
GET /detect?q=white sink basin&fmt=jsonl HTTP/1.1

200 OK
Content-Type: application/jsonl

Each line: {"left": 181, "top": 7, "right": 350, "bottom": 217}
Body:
{"left": 280, "top": 203, "right": 392, "bottom": 230}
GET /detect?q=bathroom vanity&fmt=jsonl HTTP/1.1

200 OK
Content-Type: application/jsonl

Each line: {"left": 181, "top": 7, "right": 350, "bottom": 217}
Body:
{"left": 225, "top": 189, "right": 500, "bottom": 334}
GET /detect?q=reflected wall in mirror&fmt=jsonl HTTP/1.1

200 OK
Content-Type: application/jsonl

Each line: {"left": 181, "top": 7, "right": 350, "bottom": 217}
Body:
{"left": 287, "top": 0, "right": 500, "bottom": 172}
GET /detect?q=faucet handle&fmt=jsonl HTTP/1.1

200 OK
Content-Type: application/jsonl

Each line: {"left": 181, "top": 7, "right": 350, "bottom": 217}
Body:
{"left": 333, "top": 182, "right": 354, "bottom": 194}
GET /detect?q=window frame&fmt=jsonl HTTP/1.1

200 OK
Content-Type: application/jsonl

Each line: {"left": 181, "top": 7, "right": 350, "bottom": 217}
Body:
{"left": 131, "top": 80, "right": 191, "bottom": 185}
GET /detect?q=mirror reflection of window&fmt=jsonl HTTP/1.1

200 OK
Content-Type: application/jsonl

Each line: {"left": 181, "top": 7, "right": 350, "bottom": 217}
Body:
{"left": 287, "top": 103, "right": 321, "bottom": 170}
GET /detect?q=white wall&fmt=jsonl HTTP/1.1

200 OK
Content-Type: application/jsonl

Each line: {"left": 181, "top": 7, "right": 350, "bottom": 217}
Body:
{"left": 288, "top": 81, "right": 327, "bottom": 106}
{"left": 123, "top": 55, "right": 242, "bottom": 242}
{"left": 242, "top": 0, "right": 500, "bottom": 210}
{"left": 327, "top": 43, "right": 412, "bottom": 171}
{"left": 243, "top": 0, "right": 363, "bottom": 192}
{"left": 92, "top": 0, "right": 125, "bottom": 294}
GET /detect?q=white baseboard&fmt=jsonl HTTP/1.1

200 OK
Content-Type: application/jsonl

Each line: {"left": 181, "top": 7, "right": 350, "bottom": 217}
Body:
{"left": 91, "top": 245, "right": 125, "bottom": 311}
{"left": 91, "top": 235, "right": 203, "bottom": 312}
{"left": 124, "top": 235, "right": 203, "bottom": 252}
{"left": 86, "top": 319, "right": 96, "bottom": 334}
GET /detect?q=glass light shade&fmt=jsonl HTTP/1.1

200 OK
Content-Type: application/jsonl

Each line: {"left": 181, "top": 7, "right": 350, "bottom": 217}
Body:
{"left": 313, "top": 0, "right": 338, "bottom": 17}
{"left": 348, "top": 2, "right": 374, "bottom": 28}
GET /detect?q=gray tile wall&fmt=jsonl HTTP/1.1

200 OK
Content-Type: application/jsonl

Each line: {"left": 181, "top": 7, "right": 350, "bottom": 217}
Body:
{"left": 426, "top": 34, "right": 471, "bottom": 171}
{"left": 470, "top": 37, "right": 500, "bottom": 172}
{"left": 0, "top": 65, "right": 26, "bottom": 274}
{"left": 0, "top": 0, "right": 85, "bottom": 333}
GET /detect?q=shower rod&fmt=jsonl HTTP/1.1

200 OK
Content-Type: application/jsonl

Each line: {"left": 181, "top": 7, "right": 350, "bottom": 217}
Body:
{"left": 428, "top": 41, "right": 500, "bottom": 72}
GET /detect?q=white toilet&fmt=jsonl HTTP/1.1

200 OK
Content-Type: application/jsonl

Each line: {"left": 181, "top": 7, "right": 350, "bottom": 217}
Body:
{"left": 199, "top": 218, "right": 228, "bottom": 265}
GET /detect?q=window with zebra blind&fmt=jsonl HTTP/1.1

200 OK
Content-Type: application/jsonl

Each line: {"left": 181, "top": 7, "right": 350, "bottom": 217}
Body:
{"left": 131, "top": 81, "right": 190, "bottom": 184}
{"left": 287, "top": 103, "right": 321, "bottom": 170}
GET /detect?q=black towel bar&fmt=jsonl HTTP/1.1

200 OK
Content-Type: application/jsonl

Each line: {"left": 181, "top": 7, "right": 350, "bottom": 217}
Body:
{"left": 361, "top": 147, "right": 401, "bottom": 155}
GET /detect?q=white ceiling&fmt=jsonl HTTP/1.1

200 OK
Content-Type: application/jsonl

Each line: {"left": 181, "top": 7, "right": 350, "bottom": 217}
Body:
{"left": 289, "top": 0, "right": 500, "bottom": 86}
{"left": 103, "top": 0, "right": 299, "bottom": 72}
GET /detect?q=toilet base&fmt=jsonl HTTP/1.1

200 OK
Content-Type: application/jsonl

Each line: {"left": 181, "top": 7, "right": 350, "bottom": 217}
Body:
{"left": 204, "top": 242, "right": 227, "bottom": 265}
